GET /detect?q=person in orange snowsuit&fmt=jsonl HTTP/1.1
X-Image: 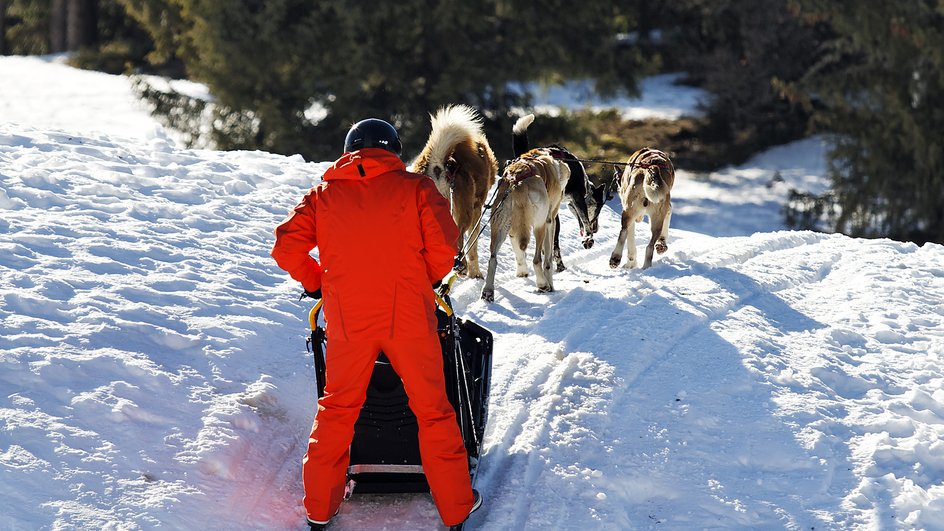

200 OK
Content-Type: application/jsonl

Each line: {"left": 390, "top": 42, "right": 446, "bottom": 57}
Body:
{"left": 271, "top": 119, "right": 481, "bottom": 530}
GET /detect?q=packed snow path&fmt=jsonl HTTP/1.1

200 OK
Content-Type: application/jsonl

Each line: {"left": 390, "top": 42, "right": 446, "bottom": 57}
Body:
{"left": 1, "top": 124, "right": 943, "bottom": 530}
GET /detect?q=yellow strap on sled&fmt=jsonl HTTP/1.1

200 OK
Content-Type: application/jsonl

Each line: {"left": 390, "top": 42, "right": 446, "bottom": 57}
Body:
{"left": 308, "top": 299, "right": 324, "bottom": 331}
{"left": 434, "top": 291, "right": 453, "bottom": 317}
{"left": 434, "top": 273, "right": 459, "bottom": 316}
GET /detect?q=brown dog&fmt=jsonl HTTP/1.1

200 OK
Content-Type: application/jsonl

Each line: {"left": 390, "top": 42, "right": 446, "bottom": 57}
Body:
{"left": 481, "top": 148, "right": 570, "bottom": 302}
{"left": 411, "top": 105, "right": 498, "bottom": 278}
{"left": 609, "top": 147, "right": 675, "bottom": 269}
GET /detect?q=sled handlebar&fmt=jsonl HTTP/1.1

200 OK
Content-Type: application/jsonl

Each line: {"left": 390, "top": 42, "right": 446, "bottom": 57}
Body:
{"left": 434, "top": 272, "right": 460, "bottom": 316}
{"left": 308, "top": 299, "right": 324, "bottom": 331}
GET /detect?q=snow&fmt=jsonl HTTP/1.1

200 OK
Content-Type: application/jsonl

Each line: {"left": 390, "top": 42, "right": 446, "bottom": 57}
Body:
{"left": 2, "top": 55, "right": 944, "bottom": 530}
{"left": 517, "top": 73, "right": 710, "bottom": 120}
{"left": 0, "top": 55, "right": 202, "bottom": 146}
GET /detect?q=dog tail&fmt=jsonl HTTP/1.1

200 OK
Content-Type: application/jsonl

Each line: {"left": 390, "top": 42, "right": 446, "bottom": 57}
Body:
{"left": 512, "top": 114, "right": 534, "bottom": 158}
{"left": 643, "top": 177, "right": 668, "bottom": 204}
{"left": 412, "top": 104, "right": 484, "bottom": 176}
{"left": 642, "top": 163, "right": 673, "bottom": 205}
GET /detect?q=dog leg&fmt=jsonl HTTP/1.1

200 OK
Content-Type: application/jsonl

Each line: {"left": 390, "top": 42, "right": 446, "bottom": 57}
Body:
{"left": 533, "top": 225, "right": 546, "bottom": 290}
{"left": 482, "top": 251, "right": 499, "bottom": 301}
{"left": 656, "top": 205, "right": 672, "bottom": 255}
{"left": 642, "top": 208, "right": 668, "bottom": 269}
{"left": 643, "top": 233, "right": 656, "bottom": 269}
{"left": 643, "top": 206, "right": 671, "bottom": 269}
{"left": 481, "top": 197, "right": 511, "bottom": 302}
{"left": 455, "top": 231, "right": 469, "bottom": 276}
{"left": 534, "top": 222, "right": 550, "bottom": 292}
{"left": 655, "top": 238, "right": 668, "bottom": 254}
{"left": 553, "top": 215, "right": 565, "bottom": 272}
{"left": 465, "top": 229, "right": 483, "bottom": 279}
{"left": 513, "top": 232, "right": 530, "bottom": 277}
{"left": 570, "top": 195, "right": 595, "bottom": 250}
{"left": 624, "top": 217, "right": 638, "bottom": 269}
{"left": 540, "top": 219, "right": 555, "bottom": 292}
{"left": 609, "top": 209, "right": 632, "bottom": 268}
{"left": 481, "top": 254, "right": 498, "bottom": 302}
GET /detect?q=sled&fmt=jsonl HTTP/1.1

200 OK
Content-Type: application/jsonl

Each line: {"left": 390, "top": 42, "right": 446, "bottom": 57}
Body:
{"left": 306, "top": 287, "right": 493, "bottom": 495}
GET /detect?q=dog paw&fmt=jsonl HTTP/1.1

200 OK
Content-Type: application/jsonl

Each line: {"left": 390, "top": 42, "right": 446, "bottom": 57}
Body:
{"left": 655, "top": 240, "right": 668, "bottom": 254}
{"left": 516, "top": 271, "right": 530, "bottom": 278}
{"left": 480, "top": 290, "right": 494, "bottom": 302}
{"left": 608, "top": 256, "right": 621, "bottom": 268}
{"left": 537, "top": 284, "right": 553, "bottom": 293}
{"left": 555, "top": 261, "right": 566, "bottom": 273}
{"left": 582, "top": 237, "right": 594, "bottom": 250}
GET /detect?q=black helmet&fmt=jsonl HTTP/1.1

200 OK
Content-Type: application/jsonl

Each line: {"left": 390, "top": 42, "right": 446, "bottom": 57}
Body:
{"left": 343, "top": 118, "right": 402, "bottom": 156}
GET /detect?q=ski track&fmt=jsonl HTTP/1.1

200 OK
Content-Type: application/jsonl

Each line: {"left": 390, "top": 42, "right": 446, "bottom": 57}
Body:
{"left": 596, "top": 240, "right": 837, "bottom": 529}
{"left": 448, "top": 204, "right": 708, "bottom": 529}
{"left": 450, "top": 209, "right": 885, "bottom": 530}
{"left": 238, "top": 419, "right": 305, "bottom": 527}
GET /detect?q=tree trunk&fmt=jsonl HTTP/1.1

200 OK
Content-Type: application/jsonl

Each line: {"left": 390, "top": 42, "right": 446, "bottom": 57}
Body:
{"left": 66, "top": 0, "right": 98, "bottom": 50}
{"left": 50, "top": 0, "right": 68, "bottom": 52}
{"left": 0, "top": 0, "right": 7, "bottom": 56}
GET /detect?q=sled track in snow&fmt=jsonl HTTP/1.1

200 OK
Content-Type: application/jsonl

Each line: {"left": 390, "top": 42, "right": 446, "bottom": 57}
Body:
{"left": 239, "top": 427, "right": 306, "bottom": 528}
{"left": 610, "top": 233, "right": 839, "bottom": 393}
{"left": 453, "top": 229, "right": 840, "bottom": 528}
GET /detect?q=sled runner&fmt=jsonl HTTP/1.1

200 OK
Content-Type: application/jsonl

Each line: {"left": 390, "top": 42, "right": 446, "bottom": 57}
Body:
{"left": 306, "top": 287, "right": 493, "bottom": 496}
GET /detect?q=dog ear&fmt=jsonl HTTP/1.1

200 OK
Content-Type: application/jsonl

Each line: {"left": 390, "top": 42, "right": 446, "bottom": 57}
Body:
{"left": 606, "top": 166, "right": 620, "bottom": 201}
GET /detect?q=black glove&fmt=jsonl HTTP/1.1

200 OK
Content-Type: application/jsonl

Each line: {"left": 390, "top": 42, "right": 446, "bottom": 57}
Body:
{"left": 300, "top": 288, "right": 322, "bottom": 300}
{"left": 432, "top": 280, "right": 443, "bottom": 290}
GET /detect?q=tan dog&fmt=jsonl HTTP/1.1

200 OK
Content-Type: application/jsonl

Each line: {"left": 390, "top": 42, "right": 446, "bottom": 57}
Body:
{"left": 609, "top": 147, "right": 675, "bottom": 269}
{"left": 411, "top": 105, "right": 498, "bottom": 278}
{"left": 481, "top": 148, "right": 570, "bottom": 302}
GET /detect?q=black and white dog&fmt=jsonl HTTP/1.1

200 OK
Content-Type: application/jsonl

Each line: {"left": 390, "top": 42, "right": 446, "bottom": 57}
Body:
{"left": 512, "top": 114, "right": 605, "bottom": 271}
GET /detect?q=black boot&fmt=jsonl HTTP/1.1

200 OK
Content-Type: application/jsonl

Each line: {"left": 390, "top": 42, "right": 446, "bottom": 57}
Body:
{"left": 307, "top": 516, "right": 331, "bottom": 530}
{"left": 449, "top": 489, "right": 482, "bottom": 530}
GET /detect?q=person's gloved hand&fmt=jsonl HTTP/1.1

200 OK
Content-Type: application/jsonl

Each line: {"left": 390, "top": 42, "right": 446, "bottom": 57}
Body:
{"left": 301, "top": 288, "right": 322, "bottom": 300}
{"left": 432, "top": 280, "right": 443, "bottom": 290}
{"left": 453, "top": 256, "right": 467, "bottom": 275}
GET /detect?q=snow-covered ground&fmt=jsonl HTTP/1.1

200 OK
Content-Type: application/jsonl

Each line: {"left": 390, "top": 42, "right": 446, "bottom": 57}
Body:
{"left": 2, "top": 56, "right": 943, "bottom": 531}
{"left": 519, "top": 73, "right": 709, "bottom": 120}
{"left": 0, "top": 55, "right": 206, "bottom": 147}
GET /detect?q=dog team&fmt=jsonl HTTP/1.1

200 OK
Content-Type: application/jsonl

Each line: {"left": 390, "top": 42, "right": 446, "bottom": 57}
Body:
{"left": 408, "top": 104, "right": 676, "bottom": 302}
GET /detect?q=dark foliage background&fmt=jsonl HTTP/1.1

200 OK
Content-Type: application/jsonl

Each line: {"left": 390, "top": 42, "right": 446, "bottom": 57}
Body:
{"left": 114, "top": 0, "right": 653, "bottom": 161}
{"left": 785, "top": 0, "right": 944, "bottom": 244}
{"left": 2, "top": 0, "right": 942, "bottom": 243}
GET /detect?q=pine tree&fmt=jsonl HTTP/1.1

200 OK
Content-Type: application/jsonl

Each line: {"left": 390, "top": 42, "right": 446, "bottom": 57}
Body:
{"left": 123, "top": 1, "right": 648, "bottom": 161}
{"left": 789, "top": 0, "right": 944, "bottom": 244}
{"left": 66, "top": 0, "right": 98, "bottom": 50}
{"left": 6, "top": 0, "right": 51, "bottom": 54}
{"left": 659, "top": 0, "right": 822, "bottom": 163}
{"left": 50, "top": 0, "right": 66, "bottom": 51}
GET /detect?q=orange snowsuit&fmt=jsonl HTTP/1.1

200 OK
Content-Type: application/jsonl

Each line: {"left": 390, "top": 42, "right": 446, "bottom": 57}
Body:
{"left": 270, "top": 148, "right": 474, "bottom": 526}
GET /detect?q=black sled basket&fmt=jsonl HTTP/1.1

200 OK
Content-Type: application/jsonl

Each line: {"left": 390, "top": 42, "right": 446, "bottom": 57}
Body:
{"left": 307, "top": 294, "right": 493, "bottom": 494}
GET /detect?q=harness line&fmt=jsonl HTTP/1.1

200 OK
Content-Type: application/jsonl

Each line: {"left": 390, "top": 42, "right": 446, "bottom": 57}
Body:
{"left": 453, "top": 179, "right": 514, "bottom": 271}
